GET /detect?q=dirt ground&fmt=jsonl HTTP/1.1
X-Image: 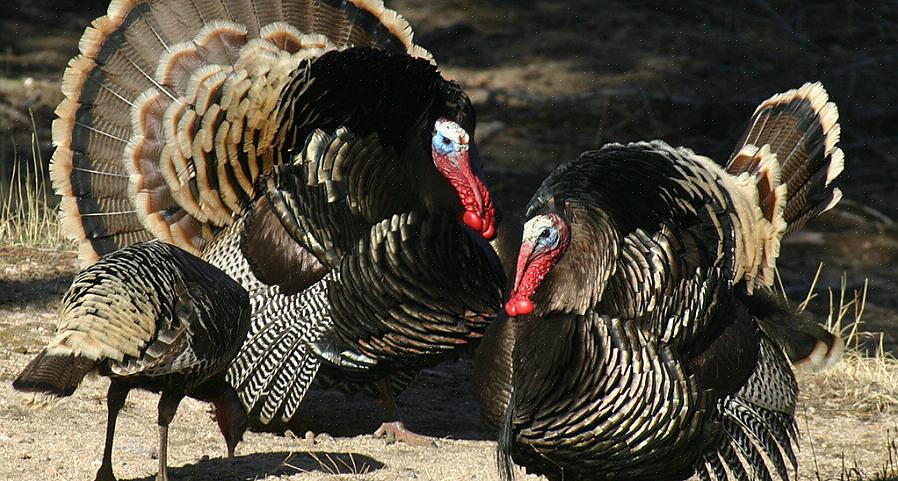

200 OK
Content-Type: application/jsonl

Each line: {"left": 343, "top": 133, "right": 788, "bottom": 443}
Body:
{"left": 2, "top": 1, "right": 898, "bottom": 480}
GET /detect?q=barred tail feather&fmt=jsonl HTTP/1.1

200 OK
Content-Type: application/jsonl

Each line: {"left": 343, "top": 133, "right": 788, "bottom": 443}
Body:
{"left": 12, "top": 350, "right": 97, "bottom": 406}
{"left": 728, "top": 82, "right": 844, "bottom": 240}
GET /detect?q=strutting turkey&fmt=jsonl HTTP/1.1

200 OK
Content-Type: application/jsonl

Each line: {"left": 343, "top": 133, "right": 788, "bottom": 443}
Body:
{"left": 50, "top": 0, "right": 512, "bottom": 444}
{"left": 13, "top": 241, "right": 251, "bottom": 481}
{"left": 474, "top": 82, "right": 845, "bottom": 481}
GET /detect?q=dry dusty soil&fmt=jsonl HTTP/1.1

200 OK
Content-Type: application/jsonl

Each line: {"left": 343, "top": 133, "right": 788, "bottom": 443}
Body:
{"left": 3, "top": 1, "right": 898, "bottom": 481}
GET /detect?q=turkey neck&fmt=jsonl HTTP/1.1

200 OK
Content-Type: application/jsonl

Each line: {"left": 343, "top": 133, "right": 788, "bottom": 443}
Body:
{"left": 508, "top": 313, "right": 582, "bottom": 416}
{"left": 403, "top": 118, "right": 463, "bottom": 215}
{"left": 528, "top": 204, "right": 619, "bottom": 317}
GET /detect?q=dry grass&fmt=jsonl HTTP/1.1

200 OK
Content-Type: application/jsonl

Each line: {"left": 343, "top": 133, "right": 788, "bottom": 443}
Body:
{"left": 795, "top": 271, "right": 898, "bottom": 416}
{"left": 0, "top": 110, "right": 68, "bottom": 250}
{"left": 781, "top": 266, "right": 898, "bottom": 481}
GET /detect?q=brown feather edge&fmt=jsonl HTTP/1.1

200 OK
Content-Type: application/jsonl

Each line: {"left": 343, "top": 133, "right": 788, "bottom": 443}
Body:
{"left": 51, "top": 6, "right": 138, "bottom": 266}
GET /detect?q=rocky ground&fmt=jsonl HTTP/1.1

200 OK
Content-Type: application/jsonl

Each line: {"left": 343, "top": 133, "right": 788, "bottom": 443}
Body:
{"left": 2, "top": 1, "right": 898, "bottom": 480}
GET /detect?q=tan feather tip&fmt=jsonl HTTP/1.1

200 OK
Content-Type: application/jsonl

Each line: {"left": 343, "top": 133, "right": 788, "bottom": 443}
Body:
{"left": 51, "top": 100, "right": 78, "bottom": 148}
{"left": 77, "top": 242, "right": 101, "bottom": 268}
{"left": 195, "top": 20, "right": 248, "bottom": 44}
{"left": 46, "top": 339, "right": 117, "bottom": 363}
{"left": 260, "top": 22, "right": 305, "bottom": 53}
{"left": 106, "top": 0, "right": 142, "bottom": 23}
{"left": 12, "top": 390, "right": 63, "bottom": 410}
{"left": 77, "top": 24, "right": 106, "bottom": 59}
{"left": 194, "top": 21, "right": 249, "bottom": 64}
{"left": 59, "top": 197, "right": 88, "bottom": 243}
{"left": 60, "top": 56, "right": 94, "bottom": 100}
{"left": 409, "top": 45, "right": 435, "bottom": 63}
{"left": 378, "top": 9, "right": 415, "bottom": 49}
{"left": 351, "top": 0, "right": 386, "bottom": 16}
{"left": 821, "top": 104, "right": 841, "bottom": 156}
{"left": 155, "top": 42, "right": 205, "bottom": 90}
{"left": 144, "top": 211, "right": 176, "bottom": 247}
{"left": 823, "top": 188, "right": 843, "bottom": 213}
{"left": 795, "top": 335, "right": 844, "bottom": 372}
{"left": 49, "top": 147, "right": 74, "bottom": 194}
{"left": 131, "top": 89, "right": 169, "bottom": 140}
{"left": 169, "top": 219, "right": 204, "bottom": 256}
{"left": 825, "top": 148, "right": 845, "bottom": 187}
{"left": 187, "top": 66, "right": 228, "bottom": 115}
{"left": 755, "top": 81, "right": 831, "bottom": 119}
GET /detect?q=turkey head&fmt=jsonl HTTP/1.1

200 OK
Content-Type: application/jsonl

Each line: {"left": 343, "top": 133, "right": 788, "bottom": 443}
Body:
{"left": 505, "top": 212, "right": 570, "bottom": 316}
{"left": 431, "top": 118, "right": 496, "bottom": 240}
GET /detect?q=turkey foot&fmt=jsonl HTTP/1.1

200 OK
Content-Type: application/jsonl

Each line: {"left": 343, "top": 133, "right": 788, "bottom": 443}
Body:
{"left": 374, "top": 377, "right": 438, "bottom": 448}
{"left": 374, "top": 421, "right": 436, "bottom": 447}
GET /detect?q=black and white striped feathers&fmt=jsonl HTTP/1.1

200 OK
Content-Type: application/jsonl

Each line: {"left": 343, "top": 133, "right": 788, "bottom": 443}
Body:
{"left": 476, "top": 82, "right": 845, "bottom": 481}
{"left": 13, "top": 241, "right": 251, "bottom": 481}
{"left": 14, "top": 241, "right": 250, "bottom": 399}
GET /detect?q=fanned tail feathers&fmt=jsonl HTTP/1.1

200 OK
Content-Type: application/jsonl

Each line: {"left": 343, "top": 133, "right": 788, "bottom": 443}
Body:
{"left": 51, "top": 0, "right": 433, "bottom": 266}
{"left": 728, "top": 82, "right": 844, "bottom": 237}
{"left": 723, "top": 82, "right": 844, "bottom": 291}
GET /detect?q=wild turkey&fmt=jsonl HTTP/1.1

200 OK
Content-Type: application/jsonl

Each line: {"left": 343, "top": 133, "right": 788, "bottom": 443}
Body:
{"left": 474, "top": 82, "right": 845, "bottom": 481}
{"left": 13, "top": 241, "right": 251, "bottom": 481}
{"left": 50, "top": 0, "right": 510, "bottom": 442}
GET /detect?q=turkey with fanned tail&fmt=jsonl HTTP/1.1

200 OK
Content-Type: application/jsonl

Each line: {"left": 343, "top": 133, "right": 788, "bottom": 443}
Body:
{"left": 50, "top": 0, "right": 513, "bottom": 444}
{"left": 474, "top": 82, "right": 845, "bottom": 481}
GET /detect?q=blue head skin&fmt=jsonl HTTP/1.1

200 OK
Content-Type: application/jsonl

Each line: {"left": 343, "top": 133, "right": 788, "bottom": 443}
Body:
{"left": 430, "top": 118, "right": 496, "bottom": 239}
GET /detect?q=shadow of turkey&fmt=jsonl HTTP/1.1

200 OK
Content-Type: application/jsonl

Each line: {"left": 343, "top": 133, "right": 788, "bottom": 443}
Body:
{"left": 269, "top": 359, "right": 494, "bottom": 442}
{"left": 121, "top": 451, "right": 384, "bottom": 481}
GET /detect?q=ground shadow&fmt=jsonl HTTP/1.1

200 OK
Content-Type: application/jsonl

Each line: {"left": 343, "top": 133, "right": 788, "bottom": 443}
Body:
{"left": 0, "top": 275, "right": 74, "bottom": 306}
{"left": 280, "top": 359, "right": 493, "bottom": 442}
{"left": 123, "top": 451, "right": 384, "bottom": 481}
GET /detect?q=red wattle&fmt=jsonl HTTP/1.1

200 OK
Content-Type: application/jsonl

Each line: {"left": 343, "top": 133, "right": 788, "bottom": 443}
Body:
{"left": 504, "top": 297, "right": 534, "bottom": 317}
{"left": 505, "top": 300, "right": 517, "bottom": 317}
{"left": 482, "top": 222, "right": 495, "bottom": 240}
{"left": 463, "top": 211, "right": 483, "bottom": 231}
{"left": 514, "top": 298, "right": 534, "bottom": 315}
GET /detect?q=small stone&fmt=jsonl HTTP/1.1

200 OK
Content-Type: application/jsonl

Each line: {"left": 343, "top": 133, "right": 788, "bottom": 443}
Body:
{"left": 0, "top": 433, "right": 11, "bottom": 443}
{"left": 304, "top": 431, "right": 316, "bottom": 445}
{"left": 315, "top": 433, "right": 334, "bottom": 443}
{"left": 198, "top": 455, "right": 210, "bottom": 462}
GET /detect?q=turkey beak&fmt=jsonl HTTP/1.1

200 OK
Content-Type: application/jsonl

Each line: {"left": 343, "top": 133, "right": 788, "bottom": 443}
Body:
{"left": 505, "top": 241, "right": 536, "bottom": 317}
{"left": 512, "top": 241, "right": 536, "bottom": 295}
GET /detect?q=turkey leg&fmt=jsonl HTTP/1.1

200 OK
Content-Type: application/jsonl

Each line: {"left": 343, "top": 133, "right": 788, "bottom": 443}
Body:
{"left": 95, "top": 382, "right": 129, "bottom": 481}
{"left": 373, "top": 377, "right": 437, "bottom": 448}
{"left": 156, "top": 390, "right": 185, "bottom": 481}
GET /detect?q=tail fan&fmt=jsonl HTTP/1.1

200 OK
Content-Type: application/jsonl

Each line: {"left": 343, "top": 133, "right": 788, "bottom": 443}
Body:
{"left": 727, "top": 82, "right": 844, "bottom": 239}
{"left": 51, "top": 0, "right": 433, "bottom": 266}
{"left": 12, "top": 350, "right": 97, "bottom": 406}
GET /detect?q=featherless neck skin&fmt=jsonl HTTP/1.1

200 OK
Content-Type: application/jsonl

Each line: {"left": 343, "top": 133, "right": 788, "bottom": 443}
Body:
{"left": 505, "top": 213, "right": 570, "bottom": 317}
{"left": 431, "top": 118, "right": 496, "bottom": 240}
